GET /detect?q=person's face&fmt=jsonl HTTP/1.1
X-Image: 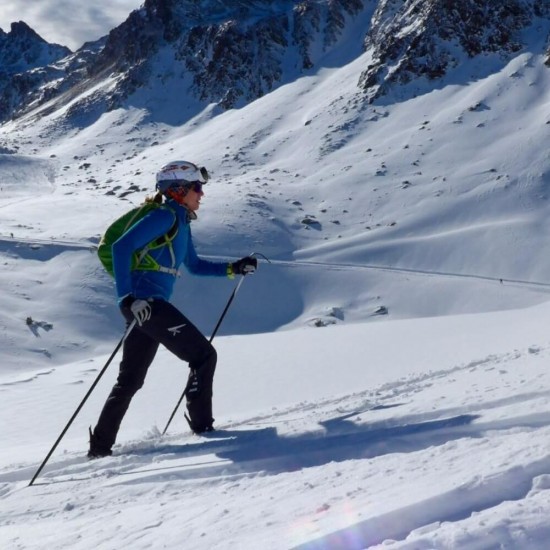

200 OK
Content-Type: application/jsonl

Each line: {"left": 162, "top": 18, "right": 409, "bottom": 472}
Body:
{"left": 172, "top": 182, "right": 204, "bottom": 210}
{"left": 182, "top": 182, "right": 204, "bottom": 211}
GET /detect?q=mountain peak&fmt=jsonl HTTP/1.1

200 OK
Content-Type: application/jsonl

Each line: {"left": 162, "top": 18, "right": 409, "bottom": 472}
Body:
{"left": 0, "top": 20, "right": 71, "bottom": 65}
{"left": 0, "top": 20, "right": 72, "bottom": 121}
{"left": 8, "top": 20, "right": 42, "bottom": 40}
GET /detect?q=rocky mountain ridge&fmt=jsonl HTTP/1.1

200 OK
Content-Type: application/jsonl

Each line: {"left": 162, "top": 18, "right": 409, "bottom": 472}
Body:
{"left": 359, "top": 0, "right": 550, "bottom": 100}
{"left": 0, "top": 0, "right": 548, "bottom": 125}
{"left": 0, "top": 22, "right": 72, "bottom": 123}
{"left": 0, "top": 21, "right": 70, "bottom": 73}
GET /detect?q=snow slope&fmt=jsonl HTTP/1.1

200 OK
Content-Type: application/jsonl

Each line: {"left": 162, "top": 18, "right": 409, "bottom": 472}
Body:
{"left": 0, "top": 11, "right": 550, "bottom": 550}
{"left": 2, "top": 302, "right": 550, "bottom": 549}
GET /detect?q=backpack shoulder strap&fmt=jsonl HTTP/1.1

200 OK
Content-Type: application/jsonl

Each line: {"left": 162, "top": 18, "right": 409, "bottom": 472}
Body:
{"left": 151, "top": 205, "right": 178, "bottom": 246}
{"left": 135, "top": 204, "right": 180, "bottom": 276}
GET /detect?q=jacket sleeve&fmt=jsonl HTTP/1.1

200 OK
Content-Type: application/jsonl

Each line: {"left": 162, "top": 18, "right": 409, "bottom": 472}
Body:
{"left": 184, "top": 226, "right": 229, "bottom": 277}
{"left": 112, "top": 208, "right": 176, "bottom": 300}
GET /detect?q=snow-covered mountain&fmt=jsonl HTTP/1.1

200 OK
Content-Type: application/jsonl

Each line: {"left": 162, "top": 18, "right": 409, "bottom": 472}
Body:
{"left": 360, "top": 0, "right": 550, "bottom": 100}
{"left": 0, "top": 2, "right": 550, "bottom": 547}
{"left": 0, "top": 21, "right": 72, "bottom": 123}
{"left": 0, "top": 0, "right": 369, "bottom": 122}
{"left": 0, "top": 0, "right": 548, "bottom": 369}
{"left": 2, "top": 0, "right": 548, "bottom": 122}
{"left": 0, "top": 21, "right": 70, "bottom": 73}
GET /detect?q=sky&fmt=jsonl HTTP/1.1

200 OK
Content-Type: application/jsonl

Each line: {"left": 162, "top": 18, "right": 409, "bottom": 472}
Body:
{"left": 0, "top": 0, "right": 142, "bottom": 50}
{"left": 0, "top": 4, "right": 549, "bottom": 549}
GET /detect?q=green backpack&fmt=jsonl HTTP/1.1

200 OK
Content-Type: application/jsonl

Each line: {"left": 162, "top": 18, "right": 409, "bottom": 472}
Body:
{"left": 98, "top": 202, "right": 179, "bottom": 277}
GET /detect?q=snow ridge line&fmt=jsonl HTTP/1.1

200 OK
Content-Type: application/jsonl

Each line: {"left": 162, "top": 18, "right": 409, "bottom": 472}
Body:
{"left": 273, "top": 258, "right": 550, "bottom": 289}
{"left": 2, "top": 236, "right": 550, "bottom": 289}
{"left": 291, "top": 455, "right": 550, "bottom": 550}
{"left": 206, "top": 255, "right": 550, "bottom": 289}
{"left": 0, "top": 235, "right": 96, "bottom": 249}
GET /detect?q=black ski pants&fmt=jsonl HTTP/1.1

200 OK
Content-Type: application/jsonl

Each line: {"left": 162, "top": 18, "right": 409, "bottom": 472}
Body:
{"left": 92, "top": 299, "right": 216, "bottom": 451}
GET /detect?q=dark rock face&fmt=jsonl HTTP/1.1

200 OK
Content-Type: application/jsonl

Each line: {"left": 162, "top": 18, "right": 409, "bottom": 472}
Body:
{"left": 0, "top": 0, "right": 547, "bottom": 124}
{"left": 358, "top": 0, "right": 550, "bottom": 100}
{"left": 0, "top": 21, "right": 70, "bottom": 72}
{"left": 0, "top": 0, "right": 366, "bottom": 122}
{"left": 90, "top": 0, "right": 365, "bottom": 109}
{"left": 0, "top": 22, "right": 72, "bottom": 121}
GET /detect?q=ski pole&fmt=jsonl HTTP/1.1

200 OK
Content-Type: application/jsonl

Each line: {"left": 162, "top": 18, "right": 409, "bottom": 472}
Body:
{"left": 28, "top": 320, "right": 136, "bottom": 487}
{"left": 161, "top": 275, "right": 247, "bottom": 435}
{"left": 209, "top": 274, "right": 247, "bottom": 342}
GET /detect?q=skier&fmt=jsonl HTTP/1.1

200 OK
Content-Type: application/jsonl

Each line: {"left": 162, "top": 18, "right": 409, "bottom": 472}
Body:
{"left": 88, "top": 160, "right": 257, "bottom": 458}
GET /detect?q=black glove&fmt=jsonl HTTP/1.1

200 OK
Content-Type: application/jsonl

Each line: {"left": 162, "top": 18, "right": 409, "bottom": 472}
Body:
{"left": 231, "top": 256, "right": 258, "bottom": 275}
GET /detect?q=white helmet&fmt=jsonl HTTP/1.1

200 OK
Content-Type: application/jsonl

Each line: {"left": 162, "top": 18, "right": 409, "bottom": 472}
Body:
{"left": 156, "top": 160, "right": 209, "bottom": 192}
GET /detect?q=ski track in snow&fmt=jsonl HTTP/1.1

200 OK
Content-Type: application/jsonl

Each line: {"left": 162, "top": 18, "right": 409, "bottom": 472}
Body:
{"left": 2, "top": 342, "right": 550, "bottom": 549}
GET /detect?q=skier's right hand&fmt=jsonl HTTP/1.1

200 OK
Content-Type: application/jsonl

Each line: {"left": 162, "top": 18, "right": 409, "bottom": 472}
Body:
{"left": 119, "top": 295, "right": 152, "bottom": 326}
{"left": 231, "top": 256, "right": 258, "bottom": 275}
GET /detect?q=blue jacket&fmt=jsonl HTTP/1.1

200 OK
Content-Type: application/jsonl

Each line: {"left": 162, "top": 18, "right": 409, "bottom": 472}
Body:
{"left": 112, "top": 199, "right": 228, "bottom": 303}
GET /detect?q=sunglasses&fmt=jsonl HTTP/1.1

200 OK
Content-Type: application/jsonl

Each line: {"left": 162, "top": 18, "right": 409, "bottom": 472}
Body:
{"left": 173, "top": 180, "right": 204, "bottom": 193}
{"left": 187, "top": 181, "right": 204, "bottom": 193}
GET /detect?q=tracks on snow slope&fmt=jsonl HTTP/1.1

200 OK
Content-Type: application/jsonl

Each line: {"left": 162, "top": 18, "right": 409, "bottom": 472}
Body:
{"left": 2, "top": 328, "right": 550, "bottom": 549}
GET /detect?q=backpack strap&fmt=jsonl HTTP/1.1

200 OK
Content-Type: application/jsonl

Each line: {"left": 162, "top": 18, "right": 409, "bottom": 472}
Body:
{"left": 133, "top": 206, "right": 180, "bottom": 276}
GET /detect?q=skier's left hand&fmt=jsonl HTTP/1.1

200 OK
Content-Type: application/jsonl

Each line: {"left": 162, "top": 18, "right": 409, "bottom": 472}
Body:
{"left": 120, "top": 295, "right": 152, "bottom": 326}
{"left": 130, "top": 299, "right": 152, "bottom": 325}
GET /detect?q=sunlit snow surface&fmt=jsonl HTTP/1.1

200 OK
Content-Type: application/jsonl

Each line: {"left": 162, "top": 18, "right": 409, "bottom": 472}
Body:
{"left": 0, "top": 11, "right": 549, "bottom": 549}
